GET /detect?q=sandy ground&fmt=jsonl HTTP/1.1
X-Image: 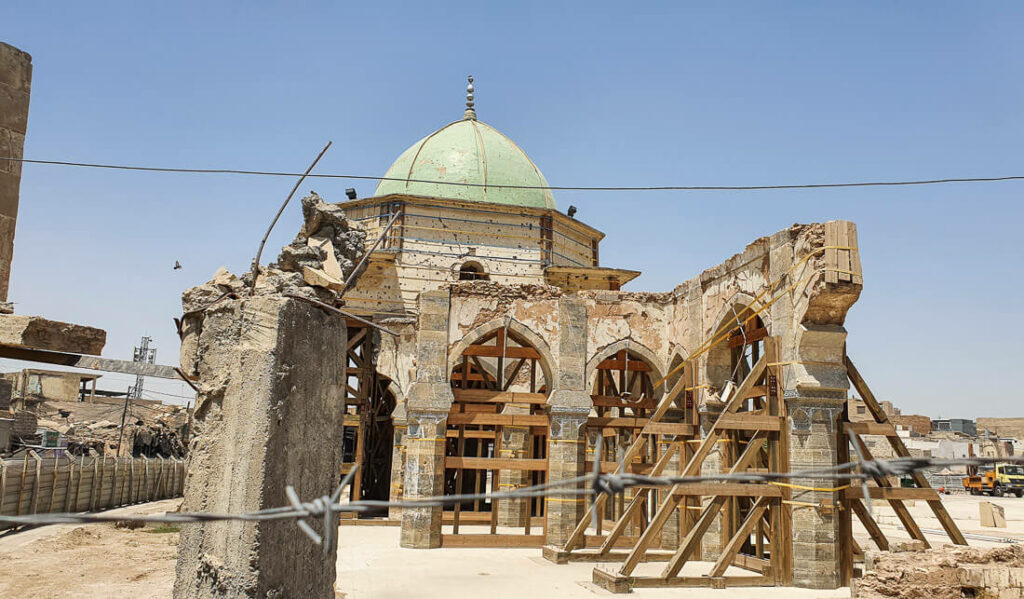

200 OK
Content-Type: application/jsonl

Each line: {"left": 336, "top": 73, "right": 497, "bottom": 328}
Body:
{"left": 2, "top": 493, "right": 1023, "bottom": 598}
{"left": 0, "top": 499, "right": 182, "bottom": 599}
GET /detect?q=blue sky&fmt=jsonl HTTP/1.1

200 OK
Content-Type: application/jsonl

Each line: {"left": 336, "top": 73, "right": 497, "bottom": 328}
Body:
{"left": 1, "top": 2, "right": 1021, "bottom": 416}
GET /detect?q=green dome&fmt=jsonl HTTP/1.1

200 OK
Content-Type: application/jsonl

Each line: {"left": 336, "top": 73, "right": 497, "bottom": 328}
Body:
{"left": 375, "top": 117, "right": 556, "bottom": 209}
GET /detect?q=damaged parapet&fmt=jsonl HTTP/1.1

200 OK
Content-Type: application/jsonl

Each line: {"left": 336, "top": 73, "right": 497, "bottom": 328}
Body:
{"left": 174, "top": 193, "right": 363, "bottom": 599}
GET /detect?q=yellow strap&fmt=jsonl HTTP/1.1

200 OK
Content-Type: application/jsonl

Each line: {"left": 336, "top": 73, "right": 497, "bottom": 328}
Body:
{"left": 768, "top": 360, "right": 843, "bottom": 367}
{"left": 546, "top": 496, "right": 586, "bottom": 503}
{"left": 771, "top": 482, "right": 850, "bottom": 492}
{"left": 548, "top": 439, "right": 585, "bottom": 444}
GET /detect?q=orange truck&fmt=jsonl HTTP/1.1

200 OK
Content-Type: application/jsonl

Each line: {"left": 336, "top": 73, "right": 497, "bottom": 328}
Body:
{"left": 963, "top": 463, "right": 1024, "bottom": 497}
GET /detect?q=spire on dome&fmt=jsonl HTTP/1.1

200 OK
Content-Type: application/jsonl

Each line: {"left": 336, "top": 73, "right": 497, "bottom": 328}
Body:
{"left": 464, "top": 75, "right": 476, "bottom": 120}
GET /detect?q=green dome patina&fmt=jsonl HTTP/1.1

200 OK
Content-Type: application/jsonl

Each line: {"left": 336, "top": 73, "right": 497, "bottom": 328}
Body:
{"left": 374, "top": 78, "right": 556, "bottom": 209}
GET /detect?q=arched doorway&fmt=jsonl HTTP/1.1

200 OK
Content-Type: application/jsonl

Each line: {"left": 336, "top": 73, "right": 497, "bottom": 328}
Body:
{"left": 445, "top": 325, "right": 552, "bottom": 546}
{"left": 587, "top": 343, "right": 667, "bottom": 533}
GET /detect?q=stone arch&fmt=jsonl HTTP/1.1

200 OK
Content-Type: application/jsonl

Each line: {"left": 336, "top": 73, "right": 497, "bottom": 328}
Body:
{"left": 706, "top": 292, "right": 772, "bottom": 341}
{"left": 448, "top": 317, "right": 555, "bottom": 390}
{"left": 664, "top": 350, "right": 688, "bottom": 393}
{"left": 455, "top": 259, "right": 489, "bottom": 281}
{"left": 586, "top": 338, "right": 666, "bottom": 400}
{"left": 705, "top": 299, "right": 768, "bottom": 393}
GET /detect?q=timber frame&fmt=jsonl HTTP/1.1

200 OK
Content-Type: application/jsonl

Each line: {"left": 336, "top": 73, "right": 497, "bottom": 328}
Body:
{"left": 340, "top": 321, "right": 396, "bottom": 514}
{"left": 443, "top": 327, "right": 551, "bottom": 547}
{"left": 542, "top": 341, "right": 969, "bottom": 592}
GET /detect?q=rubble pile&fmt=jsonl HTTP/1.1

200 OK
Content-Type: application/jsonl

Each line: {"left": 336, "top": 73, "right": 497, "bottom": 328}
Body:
{"left": 32, "top": 400, "right": 190, "bottom": 458}
{"left": 854, "top": 542, "right": 1024, "bottom": 598}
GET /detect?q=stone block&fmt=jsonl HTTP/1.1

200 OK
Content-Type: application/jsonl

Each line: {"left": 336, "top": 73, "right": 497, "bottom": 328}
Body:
{"left": 980, "top": 501, "right": 1007, "bottom": 528}
{"left": 0, "top": 314, "right": 106, "bottom": 355}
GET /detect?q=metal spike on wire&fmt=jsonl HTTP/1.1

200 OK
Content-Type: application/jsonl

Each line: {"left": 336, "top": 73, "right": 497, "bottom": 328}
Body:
{"left": 284, "top": 463, "right": 360, "bottom": 554}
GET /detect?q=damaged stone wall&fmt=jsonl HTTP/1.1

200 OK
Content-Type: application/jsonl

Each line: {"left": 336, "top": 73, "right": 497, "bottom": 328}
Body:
{"left": 395, "top": 220, "right": 862, "bottom": 589}
{"left": 0, "top": 42, "right": 31, "bottom": 304}
{"left": 854, "top": 543, "right": 1024, "bottom": 599}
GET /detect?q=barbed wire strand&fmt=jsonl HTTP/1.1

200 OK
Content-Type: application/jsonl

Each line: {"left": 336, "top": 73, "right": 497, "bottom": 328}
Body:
{"left": 1, "top": 454, "right": 1020, "bottom": 552}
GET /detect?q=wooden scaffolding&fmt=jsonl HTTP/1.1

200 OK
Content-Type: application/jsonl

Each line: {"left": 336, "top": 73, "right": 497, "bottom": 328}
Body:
{"left": 339, "top": 321, "right": 397, "bottom": 513}
{"left": 547, "top": 338, "right": 969, "bottom": 592}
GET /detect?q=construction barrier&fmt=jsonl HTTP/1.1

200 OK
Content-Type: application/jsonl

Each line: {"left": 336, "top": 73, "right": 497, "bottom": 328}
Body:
{"left": 0, "top": 452, "right": 185, "bottom": 528}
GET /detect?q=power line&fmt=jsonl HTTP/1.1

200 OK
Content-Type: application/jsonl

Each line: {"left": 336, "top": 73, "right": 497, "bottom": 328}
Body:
{"left": 2, "top": 156, "right": 1024, "bottom": 192}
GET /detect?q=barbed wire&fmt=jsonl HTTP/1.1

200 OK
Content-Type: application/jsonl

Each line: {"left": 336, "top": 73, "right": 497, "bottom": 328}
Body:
{"left": 2, "top": 454, "right": 1020, "bottom": 553}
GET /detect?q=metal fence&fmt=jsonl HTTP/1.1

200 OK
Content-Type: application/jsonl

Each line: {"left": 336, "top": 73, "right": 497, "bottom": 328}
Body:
{"left": 0, "top": 451, "right": 185, "bottom": 528}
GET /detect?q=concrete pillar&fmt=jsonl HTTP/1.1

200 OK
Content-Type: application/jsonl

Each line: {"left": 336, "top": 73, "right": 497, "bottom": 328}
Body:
{"left": 787, "top": 324, "right": 849, "bottom": 589}
{"left": 173, "top": 296, "right": 347, "bottom": 599}
{"left": 0, "top": 43, "right": 31, "bottom": 304}
{"left": 400, "top": 290, "right": 454, "bottom": 548}
{"left": 699, "top": 399, "right": 726, "bottom": 561}
{"left": 545, "top": 296, "right": 592, "bottom": 546}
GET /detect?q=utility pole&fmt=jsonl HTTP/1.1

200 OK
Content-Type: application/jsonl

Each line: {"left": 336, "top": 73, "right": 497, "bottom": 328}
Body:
{"left": 118, "top": 336, "right": 156, "bottom": 455}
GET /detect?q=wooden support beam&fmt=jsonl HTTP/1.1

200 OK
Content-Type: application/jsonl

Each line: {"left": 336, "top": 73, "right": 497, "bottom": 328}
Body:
{"left": 844, "top": 422, "right": 899, "bottom": 437}
{"left": 846, "top": 356, "right": 967, "bottom": 546}
{"left": 710, "top": 497, "right": 771, "bottom": 577}
{"left": 618, "top": 357, "right": 767, "bottom": 576}
{"left": 851, "top": 499, "right": 889, "bottom": 551}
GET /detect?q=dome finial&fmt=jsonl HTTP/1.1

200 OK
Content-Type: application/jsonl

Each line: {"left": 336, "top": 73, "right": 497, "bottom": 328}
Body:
{"left": 464, "top": 75, "right": 477, "bottom": 120}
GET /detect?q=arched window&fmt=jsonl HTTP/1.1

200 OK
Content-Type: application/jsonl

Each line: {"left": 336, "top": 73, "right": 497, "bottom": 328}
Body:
{"left": 458, "top": 261, "right": 489, "bottom": 281}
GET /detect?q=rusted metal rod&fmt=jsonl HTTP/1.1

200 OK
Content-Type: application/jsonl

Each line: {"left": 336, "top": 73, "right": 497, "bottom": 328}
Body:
{"left": 249, "top": 142, "right": 332, "bottom": 294}
{"left": 339, "top": 208, "right": 401, "bottom": 296}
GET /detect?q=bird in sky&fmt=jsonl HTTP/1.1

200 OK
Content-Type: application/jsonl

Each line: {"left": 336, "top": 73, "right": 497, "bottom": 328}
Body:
{"left": 174, "top": 261, "right": 182, "bottom": 270}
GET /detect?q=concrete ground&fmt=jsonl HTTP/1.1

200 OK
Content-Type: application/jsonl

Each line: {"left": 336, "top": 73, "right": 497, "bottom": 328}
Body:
{"left": 1, "top": 493, "right": 1023, "bottom": 598}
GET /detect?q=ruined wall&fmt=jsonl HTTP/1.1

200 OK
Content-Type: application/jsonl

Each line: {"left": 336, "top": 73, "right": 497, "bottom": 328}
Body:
{"left": 0, "top": 42, "right": 31, "bottom": 304}
{"left": 977, "top": 418, "right": 1024, "bottom": 440}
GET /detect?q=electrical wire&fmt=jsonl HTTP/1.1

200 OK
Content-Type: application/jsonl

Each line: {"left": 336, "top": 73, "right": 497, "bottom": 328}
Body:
{"left": 3, "top": 156, "right": 1024, "bottom": 192}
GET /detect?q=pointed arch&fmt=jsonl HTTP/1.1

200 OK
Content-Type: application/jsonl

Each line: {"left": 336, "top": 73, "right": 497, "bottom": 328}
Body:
{"left": 448, "top": 317, "right": 555, "bottom": 390}
{"left": 586, "top": 338, "right": 666, "bottom": 400}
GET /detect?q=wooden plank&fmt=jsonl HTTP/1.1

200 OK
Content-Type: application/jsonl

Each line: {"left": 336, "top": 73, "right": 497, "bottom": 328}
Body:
{"left": 441, "top": 534, "right": 545, "bottom": 547}
{"left": 595, "top": 359, "right": 651, "bottom": 372}
{"left": 715, "top": 414, "right": 783, "bottom": 431}
{"left": 0, "top": 458, "right": 7, "bottom": 517}
{"left": 825, "top": 221, "right": 838, "bottom": 284}
{"left": 446, "top": 413, "right": 548, "bottom": 427}
{"left": 672, "top": 483, "right": 781, "bottom": 498}
{"left": 445, "top": 457, "right": 548, "bottom": 472}
{"left": 844, "top": 487, "right": 938, "bottom": 500}
{"left": 844, "top": 422, "right": 899, "bottom": 437}
{"left": 848, "top": 222, "right": 864, "bottom": 285}
{"left": 726, "top": 327, "right": 769, "bottom": 349}
{"left": 640, "top": 422, "right": 696, "bottom": 436}
{"left": 837, "top": 219, "right": 852, "bottom": 283}
{"left": 851, "top": 499, "right": 889, "bottom": 551}
{"left": 452, "top": 389, "right": 548, "bottom": 405}
{"left": 461, "top": 345, "right": 541, "bottom": 359}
